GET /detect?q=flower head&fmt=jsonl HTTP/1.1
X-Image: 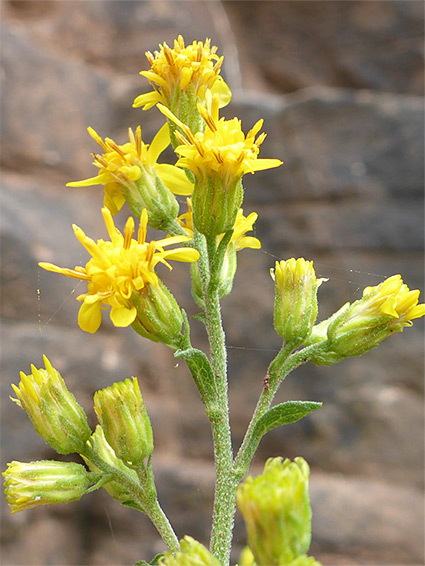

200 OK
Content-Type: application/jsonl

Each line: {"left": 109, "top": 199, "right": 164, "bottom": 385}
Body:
{"left": 236, "top": 457, "right": 312, "bottom": 565}
{"left": 160, "top": 98, "right": 282, "bottom": 184}
{"left": 271, "top": 259, "right": 326, "bottom": 346}
{"left": 3, "top": 460, "right": 90, "bottom": 513}
{"left": 159, "top": 98, "right": 282, "bottom": 237}
{"left": 94, "top": 377, "right": 153, "bottom": 467}
{"left": 39, "top": 208, "right": 199, "bottom": 336}
{"left": 159, "top": 535, "right": 221, "bottom": 566}
{"left": 133, "top": 35, "right": 231, "bottom": 112}
{"left": 67, "top": 124, "right": 192, "bottom": 223}
{"left": 11, "top": 356, "right": 91, "bottom": 454}
{"left": 307, "top": 274, "right": 425, "bottom": 365}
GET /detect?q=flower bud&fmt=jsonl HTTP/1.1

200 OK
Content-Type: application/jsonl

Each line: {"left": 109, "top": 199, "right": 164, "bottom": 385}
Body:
{"left": 83, "top": 425, "right": 140, "bottom": 505}
{"left": 271, "top": 259, "right": 325, "bottom": 346}
{"left": 11, "top": 356, "right": 91, "bottom": 454}
{"left": 159, "top": 536, "right": 221, "bottom": 566}
{"left": 93, "top": 377, "right": 153, "bottom": 467}
{"left": 236, "top": 457, "right": 312, "bottom": 565}
{"left": 308, "top": 274, "right": 425, "bottom": 365}
{"left": 3, "top": 460, "right": 90, "bottom": 513}
{"left": 131, "top": 280, "right": 184, "bottom": 349}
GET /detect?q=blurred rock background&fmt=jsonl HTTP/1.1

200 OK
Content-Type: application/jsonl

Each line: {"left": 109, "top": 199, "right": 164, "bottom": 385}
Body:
{"left": 1, "top": 1, "right": 423, "bottom": 564}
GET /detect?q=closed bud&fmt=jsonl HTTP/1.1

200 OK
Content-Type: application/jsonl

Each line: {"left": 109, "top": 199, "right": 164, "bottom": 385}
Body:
{"left": 131, "top": 280, "right": 184, "bottom": 349}
{"left": 94, "top": 377, "right": 153, "bottom": 467}
{"left": 11, "top": 356, "right": 91, "bottom": 454}
{"left": 3, "top": 460, "right": 90, "bottom": 513}
{"left": 236, "top": 457, "right": 312, "bottom": 565}
{"left": 84, "top": 425, "right": 140, "bottom": 505}
{"left": 271, "top": 259, "right": 325, "bottom": 346}
{"left": 159, "top": 536, "right": 221, "bottom": 566}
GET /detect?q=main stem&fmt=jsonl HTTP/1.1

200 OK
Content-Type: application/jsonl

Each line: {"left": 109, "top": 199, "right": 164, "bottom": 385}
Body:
{"left": 201, "top": 235, "right": 235, "bottom": 565}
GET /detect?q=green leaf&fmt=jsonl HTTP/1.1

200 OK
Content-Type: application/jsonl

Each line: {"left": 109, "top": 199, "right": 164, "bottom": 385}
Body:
{"left": 135, "top": 555, "right": 164, "bottom": 566}
{"left": 175, "top": 347, "right": 217, "bottom": 409}
{"left": 253, "top": 401, "right": 322, "bottom": 438}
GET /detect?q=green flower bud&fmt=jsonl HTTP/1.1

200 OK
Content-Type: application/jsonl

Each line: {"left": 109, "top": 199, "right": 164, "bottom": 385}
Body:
{"left": 11, "top": 356, "right": 91, "bottom": 454}
{"left": 3, "top": 460, "right": 90, "bottom": 513}
{"left": 236, "top": 457, "right": 312, "bottom": 566}
{"left": 271, "top": 259, "right": 326, "bottom": 346}
{"left": 131, "top": 280, "right": 184, "bottom": 349}
{"left": 308, "top": 274, "right": 425, "bottom": 365}
{"left": 83, "top": 425, "right": 140, "bottom": 505}
{"left": 93, "top": 377, "right": 153, "bottom": 467}
{"left": 159, "top": 536, "right": 221, "bottom": 566}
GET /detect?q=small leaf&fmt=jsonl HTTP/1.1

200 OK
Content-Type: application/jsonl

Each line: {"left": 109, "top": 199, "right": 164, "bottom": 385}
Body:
{"left": 253, "top": 401, "right": 322, "bottom": 439}
{"left": 175, "top": 347, "right": 217, "bottom": 407}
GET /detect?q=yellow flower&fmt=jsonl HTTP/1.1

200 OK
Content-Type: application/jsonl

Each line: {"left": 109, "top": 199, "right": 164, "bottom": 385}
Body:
{"left": 133, "top": 35, "right": 231, "bottom": 111}
{"left": 178, "top": 199, "right": 261, "bottom": 303}
{"left": 39, "top": 208, "right": 199, "bottom": 334}
{"left": 67, "top": 124, "right": 193, "bottom": 220}
{"left": 307, "top": 274, "right": 425, "bottom": 365}
{"left": 361, "top": 274, "right": 425, "bottom": 325}
{"left": 159, "top": 97, "right": 282, "bottom": 183}
{"left": 178, "top": 198, "right": 261, "bottom": 251}
{"left": 159, "top": 97, "right": 282, "bottom": 237}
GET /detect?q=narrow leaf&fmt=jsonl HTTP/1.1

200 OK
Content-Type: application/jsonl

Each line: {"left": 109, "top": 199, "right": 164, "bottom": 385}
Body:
{"left": 253, "top": 401, "right": 322, "bottom": 439}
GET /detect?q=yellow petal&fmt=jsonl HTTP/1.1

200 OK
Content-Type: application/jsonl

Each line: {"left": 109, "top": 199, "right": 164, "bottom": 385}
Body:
{"left": 110, "top": 306, "right": 137, "bottom": 327}
{"left": 147, "top": 123, "right": 170, "bottom": 163}
{"left": 236, "top": 236, "right": 261, "bottom": 251}
{"left": 67, "top": 172, "right": 111, "bottom": 187}
{"left": 162, "top": 248, "right": 200, "bottom": 263}
{"left": 133, "top": 91, "right": 161, "bottom": 110}
{"left": 211, "top": 76, "right": 232, "bottom": 108}
{"left": 248, "top": 158, "right": 283, "bottom": 172}
{"left": 154, "top": 163, "right": 194, "bottom": 195}
{"left": 78, "top": 301, "right": 102, "bottom": 333}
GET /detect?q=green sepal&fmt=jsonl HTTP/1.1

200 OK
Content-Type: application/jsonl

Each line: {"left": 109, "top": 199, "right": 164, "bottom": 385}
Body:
{"left": 253, "top": 401, "right": 322, "bottom": 438}
{"left": 175, "top": 347, "right": 218, "bottom": 411}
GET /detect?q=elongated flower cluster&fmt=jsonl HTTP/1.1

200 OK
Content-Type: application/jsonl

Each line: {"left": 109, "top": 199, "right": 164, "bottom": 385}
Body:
{"left": 40, "top": 208, "right": 199, "bottom": 336}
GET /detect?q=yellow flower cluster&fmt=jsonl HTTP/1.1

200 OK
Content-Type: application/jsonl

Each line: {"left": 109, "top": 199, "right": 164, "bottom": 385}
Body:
{"left": 159, "top": 98, "right": 282, "bottom": 184}
{"left": 68, "top": 124, "right": 192, "bottom": 216}
{"left": 40, "top": 208, "right": 199, "bottom": 333}
{"left": 133, "top": 35, "right": 231, "bottom": 111}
